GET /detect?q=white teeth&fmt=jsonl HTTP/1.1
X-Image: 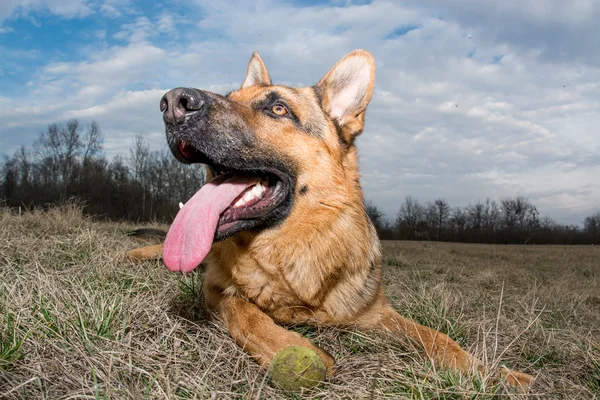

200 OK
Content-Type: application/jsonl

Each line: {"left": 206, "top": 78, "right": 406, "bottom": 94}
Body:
{"left": 233, "top": 182, "right": 267, "bottom": 208}
{"left": 243, "top": 190, "right": 254, "bottom": 202}
{"left": 179, "top": 202, "right": 184, "bottom": 209}
{"left": 252, "top": 182, "right": 265, "bottom": 198}
{"left": 234, "top": 198, "right": 246, "bottom": 207}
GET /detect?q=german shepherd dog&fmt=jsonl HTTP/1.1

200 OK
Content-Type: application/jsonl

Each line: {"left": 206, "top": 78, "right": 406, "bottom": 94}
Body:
{"left": 128, "top": 50, "right": 533, "bottom": 390}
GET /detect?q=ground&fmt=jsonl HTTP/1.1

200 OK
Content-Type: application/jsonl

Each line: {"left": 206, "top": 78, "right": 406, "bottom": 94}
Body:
{"left": 1, "top": 205, "right": 599, "bottom": 399}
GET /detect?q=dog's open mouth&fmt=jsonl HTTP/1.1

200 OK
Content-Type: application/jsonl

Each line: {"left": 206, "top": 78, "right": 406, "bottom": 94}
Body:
{"left": 162, "top": 140, "right": 290, "bottom": 273}
{"left": 178, "top": 141, "right": 288, "bottom": 229}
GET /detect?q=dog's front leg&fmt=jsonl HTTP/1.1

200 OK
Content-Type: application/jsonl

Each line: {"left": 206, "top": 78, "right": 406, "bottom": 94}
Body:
{"left": 205, "top": 286, "right": 335, "bottom": 373}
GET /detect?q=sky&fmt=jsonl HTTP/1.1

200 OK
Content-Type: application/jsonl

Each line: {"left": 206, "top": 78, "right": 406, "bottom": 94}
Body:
{"left": 1, "top": 0, "right": 599, "bottom": 224}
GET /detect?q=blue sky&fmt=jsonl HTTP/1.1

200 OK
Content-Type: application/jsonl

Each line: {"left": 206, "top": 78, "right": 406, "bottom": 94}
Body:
{"left": 1, "top": 0, "right": 599, "bottom": 224}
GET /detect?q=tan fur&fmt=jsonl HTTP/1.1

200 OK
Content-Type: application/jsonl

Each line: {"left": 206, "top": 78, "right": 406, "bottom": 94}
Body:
{"left": 127, "top": 244, "right": 163, "bottom": 260}
{"left": 129, "top": 50, "right": 533, "bottom": 391}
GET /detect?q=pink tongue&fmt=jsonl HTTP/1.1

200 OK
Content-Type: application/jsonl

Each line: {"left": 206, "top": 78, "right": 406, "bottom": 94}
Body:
{"left": 163, "top": 174, "right": 259, "bottom": 272}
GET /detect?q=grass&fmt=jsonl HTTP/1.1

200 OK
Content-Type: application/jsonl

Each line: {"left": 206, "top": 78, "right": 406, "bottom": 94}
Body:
{"left": 0, "top": 205, "right": 598, "bottom": 399}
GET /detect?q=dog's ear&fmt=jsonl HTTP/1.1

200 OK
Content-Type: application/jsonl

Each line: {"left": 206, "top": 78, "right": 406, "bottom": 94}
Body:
{"left": 241, "top": 52, "right": 272, "bottom": 89}
{"left": 315, "top": 50, "right": 375, "bottom": 141}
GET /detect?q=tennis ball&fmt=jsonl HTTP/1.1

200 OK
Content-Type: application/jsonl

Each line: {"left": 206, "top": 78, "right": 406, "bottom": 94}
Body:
{"left": 268, "top": 346, "right": 327, "bottom": 392}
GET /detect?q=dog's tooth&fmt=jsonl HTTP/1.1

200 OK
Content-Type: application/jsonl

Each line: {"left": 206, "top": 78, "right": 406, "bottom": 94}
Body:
{"left": 234, "top": 198, "right": 246, "bottom": 207}
{"left": 243, "top": 190, "right": 255, "bottom": 202}
{"left": 252, "top": 183, "right": 265, "bottom": 198}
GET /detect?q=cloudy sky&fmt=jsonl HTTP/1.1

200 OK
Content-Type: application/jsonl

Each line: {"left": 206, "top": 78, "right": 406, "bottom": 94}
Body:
{"left": 1, "top": 0, "right": 599, "bottom": 224}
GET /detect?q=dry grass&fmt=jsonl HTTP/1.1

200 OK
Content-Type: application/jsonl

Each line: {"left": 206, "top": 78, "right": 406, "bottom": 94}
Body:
{"left": 1, "top": 205, "right": 599, "bottom": 399}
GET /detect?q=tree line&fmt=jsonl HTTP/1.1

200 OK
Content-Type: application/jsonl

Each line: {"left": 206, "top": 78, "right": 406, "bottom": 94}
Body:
{"left": 367, "top": 197, "right": 600, "bottom": 245}
{"left": 2, "top": 119, "right": 598, "bottom": 244}
{"left": 1, "top": 119, "right": 205, "bottom": 222}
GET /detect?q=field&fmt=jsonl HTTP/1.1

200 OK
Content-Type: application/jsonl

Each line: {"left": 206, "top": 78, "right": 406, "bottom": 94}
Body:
{"left": 1, "top": 205, "right": 599, "bottom": 399}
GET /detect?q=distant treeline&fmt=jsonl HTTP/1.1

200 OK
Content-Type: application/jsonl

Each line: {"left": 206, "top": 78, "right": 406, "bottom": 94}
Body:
{"left": 2, "top": 119, "right": 599, "bottom": 245}
{"left": 1, "top": 119, "right": 205, "bottom": 222}
{"left": 367, "top": 197, "right": 600, "bottom": 245}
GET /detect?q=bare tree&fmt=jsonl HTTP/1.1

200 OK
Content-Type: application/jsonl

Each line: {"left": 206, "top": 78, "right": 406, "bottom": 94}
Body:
{"left": 365, "top": 201, "right": 385, "bottom": 232}
{"left": 433, "top": 198, "right": 450, "bottom": 241}
{"left": 483, "top": 198, "right": 500, "bottom": 241}
{"left": 1, "top": 156, "right": 17, "bottom": 201}
{"left": 501, "top": 197, "right": 539, "bottom": 229}
{"left": 450, "top": 207, "right": 467, "bottom": 241}
{"left": 129, "top": 135, "right": 150, "bottom": 182}
{"left": 584, "top": 211, "right": 600, "bottom": 244}
{"left": 82, "top": 121, "right": 104, "bottom": 164}
{"left": 33, "top": 119, "right": 87, "bottom": 196}
{"left": 397, "top": 196, "right": 424, "bottom": 239}
{"left": 465, "top": 201, "right": 485, "bottom": 242}
{"left": 16, "top": 146, "right": 33, "bottom": 188}
{"left": 129, "top": 135, "right": 150, "bottom": 218}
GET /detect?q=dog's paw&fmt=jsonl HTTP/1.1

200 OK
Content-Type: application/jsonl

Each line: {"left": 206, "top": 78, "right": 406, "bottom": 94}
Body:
{"left": 499, "top": 366, "right": 534, "bottom": 392}
{"left": 127, "top": 245, "right": 163, "bottom": 261}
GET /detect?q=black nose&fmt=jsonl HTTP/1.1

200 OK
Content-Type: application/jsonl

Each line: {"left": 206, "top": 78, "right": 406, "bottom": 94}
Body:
{"left": 160, "top": 88, "right": 205, "bottom": 125}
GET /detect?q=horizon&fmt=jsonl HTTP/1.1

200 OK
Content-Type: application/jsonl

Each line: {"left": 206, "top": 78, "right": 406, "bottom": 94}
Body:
{"left": 1, "top": 0, "right": 599, "bottom": 225}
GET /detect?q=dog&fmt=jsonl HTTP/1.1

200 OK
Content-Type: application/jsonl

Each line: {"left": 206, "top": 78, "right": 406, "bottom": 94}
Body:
{"left": 128, "top": 50, "right": 533, "bottom": 390}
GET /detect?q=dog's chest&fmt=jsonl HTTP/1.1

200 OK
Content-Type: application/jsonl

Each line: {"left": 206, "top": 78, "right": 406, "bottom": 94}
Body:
{"left": 211, "top": 239, "right": 331, "bottom": 322}
{"left": 229, "top": 259, "right": 298, "bottom": 311}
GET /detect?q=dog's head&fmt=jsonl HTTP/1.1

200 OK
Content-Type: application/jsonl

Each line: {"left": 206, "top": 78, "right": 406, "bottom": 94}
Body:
{"left": 161, "top": 50, "right": 376, "bottom": 272}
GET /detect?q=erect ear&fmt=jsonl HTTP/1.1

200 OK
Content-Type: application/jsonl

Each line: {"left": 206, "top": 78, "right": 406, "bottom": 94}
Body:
{"left": 315, "top": 50, "right": 375, "bottom": 142}
{"left": 315, "top": 49, "right": 375, "bottom": 141}
{"left": 241, "top": 52, "right": 272, "bottom": 89}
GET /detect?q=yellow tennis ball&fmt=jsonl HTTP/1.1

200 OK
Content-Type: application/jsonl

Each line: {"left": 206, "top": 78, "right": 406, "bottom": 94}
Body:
{"left": 268, "top": 346, "right": 327, "bottom": 392}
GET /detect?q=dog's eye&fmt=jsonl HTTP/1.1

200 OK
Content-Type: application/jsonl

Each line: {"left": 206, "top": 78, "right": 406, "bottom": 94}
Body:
{"left": 271, "top": 104, "right": 288, "bottom": 116}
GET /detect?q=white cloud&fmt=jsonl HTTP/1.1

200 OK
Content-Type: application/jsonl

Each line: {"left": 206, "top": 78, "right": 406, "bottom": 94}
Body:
{"left": 113, "top": 16, "right": 154, "bottom": 43}
{"left": 0, "top": 0, "right": 93, "bottom": 21}
{"left": 404, "top": 0, "right": 600, "bottom": 65}
{"left": 157, "top": 13, "right": 175, "bottom": 33}
{"left": 98, "top": 0, "right": 133, "bottom": 18}
{"left": 39, "top": 42, "right": 166, "bottom": 99}
{"left": 93, "top": 29, "right": 106, "bottom": 41}
{"left": 42, "top": 0, "right": 93, "bottom": 18}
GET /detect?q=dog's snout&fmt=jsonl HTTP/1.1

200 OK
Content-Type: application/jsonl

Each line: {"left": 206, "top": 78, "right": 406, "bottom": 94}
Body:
{"left": 160, "top": 88, "right": 205, "bottom": 125}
